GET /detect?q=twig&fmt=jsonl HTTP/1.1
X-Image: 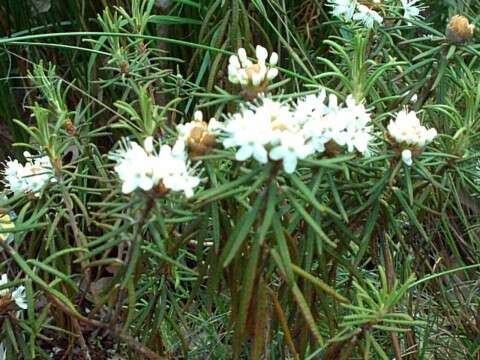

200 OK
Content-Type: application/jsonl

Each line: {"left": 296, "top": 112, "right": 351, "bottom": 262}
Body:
{"left": 381, "top": 233, "right": 403, "bottom": 360}
{"left": 47, "top": 293, "right": 166, "bottom": 360}
{"left": 110, "top": 196, "right": 156, "bottom": 328}
{"left": 269, "top": 288, "right": 299, "bottom": 360}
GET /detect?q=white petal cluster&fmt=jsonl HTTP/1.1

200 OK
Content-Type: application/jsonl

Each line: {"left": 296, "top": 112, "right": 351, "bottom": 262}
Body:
{"left": 110, "top": 138, "right": 200, "bottom": 197}
{"left": 2, "top": 152, "right": 53, "bottom": 196}
{"left": 353, "top": 4, "right": 383, "bottom": 28}
{"left": 298, "top": 92, "right": 373, "bottom": 155}
{"left": 221, "top": 92, "right": 373, "bottom": 173}
{"left": 327, "top": 0, "right": 357, "bottom": 21}
{"left": 401, "top": 0, "right": 424, "bottom": 20}
{"left": 228, "top": 46, "right": 279, "bottom": 88}
{"left": 0, "top": 274, "right": 27, "bottom": 309}
{"left": 387, "top": 109, "right": 437, "bottom": 165}
{"left": 328, "top": 0, "right": 424, "bottom": 26}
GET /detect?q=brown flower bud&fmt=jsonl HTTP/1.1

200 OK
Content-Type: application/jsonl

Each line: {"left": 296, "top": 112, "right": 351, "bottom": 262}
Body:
{"left": 186, "top": 121, "right": 217, "bottom": 157}
{"left": 0, "top": 294, "right": 14, "bottom": 314}
{"left": 180, "top": 112, "right": 219, "bottom": 157}
{"left": 119, "top": 61, "right": 129, "bottom": 76}
{"left": 65, "top": 119, "right": 76, "bottom": 136}
{"left": 324, "top": 140, "right": 343, "bottom": 157}
{"left": 447, "top": 15, "right": 475, "bottom": 43}
{"left": 153, "top": 181, "right": 169, "bottom": 196}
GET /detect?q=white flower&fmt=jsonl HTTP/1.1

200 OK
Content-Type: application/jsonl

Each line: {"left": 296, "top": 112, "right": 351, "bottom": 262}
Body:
{"left": 300, "top": 94, "right": 340, "bottom": 152}
{"left": 219, "top": 94, "right": 373, "bottom": 173}
{"left": 353, "top": 5, "right": 383, "bottom": 28}
{"left": 387, "top": 109, "right": 437, "bottom": 147}
{"left": 270, "top": 132, "right": 313, "bottom": 173}
{"left": 401, "top": 0, "right": 424, "bottom": 21}
{"left": 299, "top": 94, "right": 373, "bottom": 154}
{"left": 341, "top": 96, "right": 373, "bottom": 154}
{"left": 155, "top": 142, "right": 200, "bottom": 198}
{"left": 228, "top": 46, "right": 279, "bottom": 88}
{"left": 2, "top": 153, "right": 53, "bottom": 196}
{"left": 387, "top": 109, "right": 437, "bottom": 164}
{"left": 110, "top": 138, "right": 200, "bottom": 197}
{"left": 294, "top": 90, "right": 329, "bottom": 124}
{"left": 0, "top": 274, "right": 27, "bottom": 309}
{"left": 222, "top": 109, "right": 273, "bottom": 164}
{"left": 12, "top": 286, "right": 27, "bottom": 309}
{"left": 111, "top": 141, "right": 158, "bottom": 194}
{"left": 327, "top": 0, "right": 357, "bottom": 21}
{"left": 401, "top": 149, "right": 413, "bottom": 166}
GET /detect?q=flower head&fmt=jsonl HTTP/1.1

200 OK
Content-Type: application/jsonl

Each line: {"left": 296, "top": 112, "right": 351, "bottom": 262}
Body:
{"left": 400, "top": 0, "right": 424, "bottom": 21}
{"left": 222, "top": 108, "right": 273, "bottom": 164}
{"left": 387, "top": 109, "right": 437, "bottom": 165}
{"left": 353, "top": 5, "right": 383, "bottom": 28}
{"left": 269, "top": 131, "right": 313, "bottom": 173}
{"left": 220, "top": 94, "right": 373, "bottom": 173}
{"left": 0, "top": 274, "right": 27, "bottom": 310}
{"left": 2, "top": 153, "right": 53, "bottom": 196}
{"left": 110, "top": 138, "right": 200, "bottom": 197}
{"left": 327, "top": 0, "right": 357, "bottom": 21}
{"left": 300, "top": 93, "right": 373, "bottom": 155}
{"left": 228, "top": 46, "right": 279, "bottom": 92}
{"left": 341, "top": 96, "right": 373, "bottom": 154}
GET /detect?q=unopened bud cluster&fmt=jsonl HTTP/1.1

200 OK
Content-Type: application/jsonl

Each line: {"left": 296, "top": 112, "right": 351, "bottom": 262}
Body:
{"left": 228, "top": 46, "right": 279, "bottom": 97}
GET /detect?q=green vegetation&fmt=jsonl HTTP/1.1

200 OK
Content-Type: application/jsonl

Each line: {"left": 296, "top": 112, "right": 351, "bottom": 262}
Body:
{"left": 0, "top": 0, "right": 479, "bottom": 358}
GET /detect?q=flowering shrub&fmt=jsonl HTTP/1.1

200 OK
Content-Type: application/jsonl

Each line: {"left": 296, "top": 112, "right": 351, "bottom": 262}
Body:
{"left": 0, "top": 0, "right": 479, "bottom": 358}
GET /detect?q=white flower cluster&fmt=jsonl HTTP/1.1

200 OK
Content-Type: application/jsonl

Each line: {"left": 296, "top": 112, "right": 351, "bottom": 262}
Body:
{"left": 387, "top": 109, "right": 437, "bottom": 165}
{"left": 0, "top": 274, "right": 27, "bottom": 309}
{"left": 327, "top": 0, "right": 423, "bottom": 27}
{"left": 228, "top": 46, "right": 279, "bottom": 88}
{"left": 220, "top": 92, "right": 373, "bottom": 173}
{"left": 2, "top": 152, "right": 54, "bottom": 196}
{"left": 110, "top": 138, "right": 200, "bottom": 197}
{"left": 401, "top": 0, "right": 424, "bottom": 20}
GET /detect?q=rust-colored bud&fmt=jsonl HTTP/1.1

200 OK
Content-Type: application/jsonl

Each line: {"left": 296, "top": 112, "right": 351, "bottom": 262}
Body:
{"left": 186, "top": 122, "right": 217, "bottom": 157}
{"left": 447, "top": 15, "right": 475, "bottom": 43}
{"left": 65, "top": 119, "right": 76, "bottom": 136}
{"left": 180, "top": 112, "right": 219, "bottom": 157}
{"left": 324, "top": 140, "right": 343, "bottom": 157}
{"left": 119, "top": 61, "right": 130, "bottom": 76}
{"left": 0, "top": 294, "right": 14, "bottom": 314}
{"left": 153, "top": 181, "right": 169, "bottom": 196}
